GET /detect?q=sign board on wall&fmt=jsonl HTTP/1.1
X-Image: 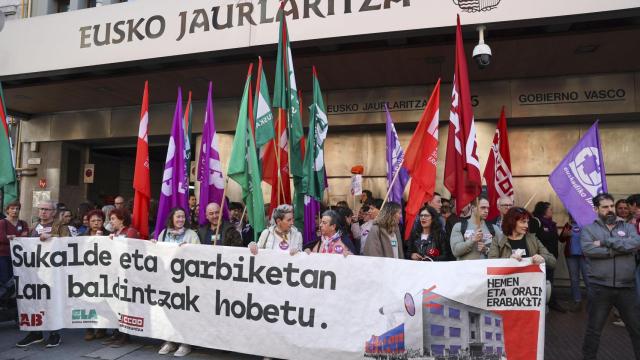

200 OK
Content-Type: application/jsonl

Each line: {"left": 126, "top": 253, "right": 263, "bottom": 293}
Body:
{"left": 0, "top": 0, "right": 638, "bottom": 76}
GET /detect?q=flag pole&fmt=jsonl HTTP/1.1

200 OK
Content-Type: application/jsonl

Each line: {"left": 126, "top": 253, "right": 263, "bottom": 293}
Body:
{"left": 379, "top": 156, "right": 406, "bottom": 214}
{"left": 214, "top": 177, "right": 229, "bottom": 243}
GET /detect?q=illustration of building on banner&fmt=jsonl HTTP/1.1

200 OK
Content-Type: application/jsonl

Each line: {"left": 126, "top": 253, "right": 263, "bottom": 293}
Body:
{"left": 364, "top": 323, "right": 406, "bottom": 357}
{"left": 423, "top": 290, "right": 506, "bottom": 359}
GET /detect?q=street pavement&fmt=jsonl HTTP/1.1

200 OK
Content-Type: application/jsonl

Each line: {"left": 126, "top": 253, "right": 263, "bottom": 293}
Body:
{"left": 0, "top": 290, "right": 633, "bottom": 359}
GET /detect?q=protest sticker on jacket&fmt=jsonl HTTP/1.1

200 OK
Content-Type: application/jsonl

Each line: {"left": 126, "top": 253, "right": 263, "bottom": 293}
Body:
{"left": 11, "top": 237, "right": 546, "bottom": 360}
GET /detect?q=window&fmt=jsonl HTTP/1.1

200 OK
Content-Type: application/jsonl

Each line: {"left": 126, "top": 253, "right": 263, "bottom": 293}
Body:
{"left": 450, "top": 345, "right": 462, "bottom": 354}
{"left": 430, "top": 345, "right": 445, "bottom": 356}
{"left": 430, "top": 324, "right": 445, "bottom": 337}
{"left": 484, "top": 316, "right": 492, "bottom": 325}
{"left": 449, "top": 327, "right": 461, "bottom": 337}
{"left": 496, "top": 333, "right": 502, "bottom": 341}
{"left": 57, "top": 0, "right": 70, "bottom": 12}
{"left": 485, "top": 332, "right": 493, "bottom": 340}
{"left": 449, "top": 308, "right": 461, "bottom": 319}
{"left": 495, "top": 319, "right": 501, "bottom": 327}
{"left": 486, "top": 346, "right": 494, "bottom": 353}
{"left": 497, "top": 347, "right": 503, "bottom": 355}
{"left": 429, "top": 304, "right": 444, "bottom": 315}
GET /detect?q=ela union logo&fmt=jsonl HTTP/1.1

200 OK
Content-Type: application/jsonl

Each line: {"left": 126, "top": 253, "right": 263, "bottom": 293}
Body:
{"left": 453, "top": 0, "right": 501, "bottom": 12}
{"left": 20, "top": 311, "right": 45, "bottom": 327}
{"left": 72, "top": 309, "right": 98, "bottom": 324}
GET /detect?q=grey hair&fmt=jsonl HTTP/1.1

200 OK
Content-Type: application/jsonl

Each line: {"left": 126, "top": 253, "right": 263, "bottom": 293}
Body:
{"left": 321, "top": 210, "right": 340, "bottom": 227}
{"left": 271, "top": 204, "right": 294, "bottom": 224}
{"left": 101, "top": 205, "right": 115, "bottom": 218}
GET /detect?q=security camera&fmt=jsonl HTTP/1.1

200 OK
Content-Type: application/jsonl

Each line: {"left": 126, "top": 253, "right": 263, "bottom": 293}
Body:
{"left": 473, "top": 25, "right": 492, "bottom": 69}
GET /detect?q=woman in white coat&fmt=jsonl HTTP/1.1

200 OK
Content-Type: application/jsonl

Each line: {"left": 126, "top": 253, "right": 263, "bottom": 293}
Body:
{"left": 249, "top": 204, "right": 303, "bottom": 255}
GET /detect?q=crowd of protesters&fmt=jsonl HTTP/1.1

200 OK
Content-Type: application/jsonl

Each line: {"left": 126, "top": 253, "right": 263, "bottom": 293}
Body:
{"left": 0, "top": 190, "right": 639, "bottom": 359}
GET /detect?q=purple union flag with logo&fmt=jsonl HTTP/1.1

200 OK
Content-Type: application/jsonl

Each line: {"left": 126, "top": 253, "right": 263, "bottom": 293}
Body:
{"left": 548, "top": 121, "right": 607, "bottom": 227}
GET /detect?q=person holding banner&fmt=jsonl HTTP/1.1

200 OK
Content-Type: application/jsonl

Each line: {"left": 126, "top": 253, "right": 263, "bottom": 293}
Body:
{"left": 0, "top": 201, "right": 28, "bottom": 284}
{"left": 363, "top": 202, "right": 404, "bottom": 260}
{"left": 488, "top": 207, "right": 555, "bottom": 267}
{"left": 307, "top": 210, "right": 355, "bottom": 255}
{"left": 406, "top": 205, "right": 448, "bottom": 261}
{"left": 16, "top": 200, "right": 70, "bottom": 348}
{"left": 249, "top": 204, "right": 302, "bottom": 255}
{"left": 581, "top": 193, "right": 640, "bottom": 360}
{"left": 80, "top": 209, "right": 109, "bottom": 236}
{"left": 450, "top": 196, "right": 501, "bottom": 260}
{"left": 155, "top": 207, "right": 199, "bottom": 357}
{"left": 197, "top": 203, "right": 242, "bottom": 246}
{"left": 108, "top": 208, "right": 140, "bottom": 239}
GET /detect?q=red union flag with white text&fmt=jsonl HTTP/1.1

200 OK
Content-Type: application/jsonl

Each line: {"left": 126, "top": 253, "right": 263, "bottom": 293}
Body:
{"left": 444, "top": 15, "right": 482, "bottom": 214}
{"left": 483, "top": 107, "right": 514, "bottom": 220}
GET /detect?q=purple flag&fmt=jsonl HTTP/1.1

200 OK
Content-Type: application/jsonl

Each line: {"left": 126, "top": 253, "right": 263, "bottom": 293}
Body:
{"left": 303, "top": 170, "right": 328, "bottom": 245}
{"left": 385, "top": 105, "right": 409, "bottom": 203}
{"left": 197, "top": 82, "right": 229, "bottom": 225}
{"left": 549, "top": 121, "right": 607, "bottom": 227}
{"left": 154, "top": 88, "right": 190, "bottom": 238}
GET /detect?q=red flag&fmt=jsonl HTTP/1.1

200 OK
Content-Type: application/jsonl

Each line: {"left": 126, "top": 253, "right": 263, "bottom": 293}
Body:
{"left": 132, "top": 81, "right": 151, "bottom": 239}
{"left": 263, "top": 109, "right": 292, "bottom": 214}
{"left": 444, "top": 15, "right": 482, "bottom": 215}
{"left": 483, "top": 107, "right": 514, "bottom": 220}
{"left": 402, "top": 80, "right": 441, "bottom": 239}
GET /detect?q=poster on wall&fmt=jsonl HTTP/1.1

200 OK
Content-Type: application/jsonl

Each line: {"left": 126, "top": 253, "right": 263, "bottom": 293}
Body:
{"left": 12, "top": 237, "right": 546, "bottom": 360}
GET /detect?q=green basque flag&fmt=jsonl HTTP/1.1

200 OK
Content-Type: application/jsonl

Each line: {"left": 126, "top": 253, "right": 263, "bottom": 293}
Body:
{"left": 0, "top": 83, "right": 17, "bottom": 207}
{"left": 228, "top": 65, "right": 266, "bottom": 241}
{"left": 253, "top": 57, "right": 275, "bottom": 150}
{"left": 302, "top": 67, "right": 328, "bottom": 200}
{"left": 273, "top": 4, "right": 305, "bottom": 229}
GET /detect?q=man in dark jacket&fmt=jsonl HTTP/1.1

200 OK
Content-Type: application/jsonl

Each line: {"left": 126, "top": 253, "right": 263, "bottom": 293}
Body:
{"left": 581, "top": 193, "right": 640, "bottom": 360}
{"left": 197, "top": 203, "right": 242, "bottom": 246}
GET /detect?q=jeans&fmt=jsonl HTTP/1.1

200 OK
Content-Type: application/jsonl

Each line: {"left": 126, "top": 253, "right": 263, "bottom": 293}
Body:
{"left": 566, "top": 255, "right": 590, "bottom": 302}
{"left": 583, "top": 284, "right": 640, "bottom": 360}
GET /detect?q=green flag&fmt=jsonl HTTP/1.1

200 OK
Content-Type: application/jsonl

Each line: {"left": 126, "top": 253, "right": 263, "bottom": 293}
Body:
{"left": 0, "top": 83, "right": 17, "bottom": 207}
{"left": 254, "top": 57, "right": 275, "bottom": 150}
{"left": 302, "top": 68, "right": 328, "bottom": 201}
{"left": 228, "top": 65, "right": 266, "bottom": 241}
{"left": 273, "top": 4, "right": 305, "bottom": 229}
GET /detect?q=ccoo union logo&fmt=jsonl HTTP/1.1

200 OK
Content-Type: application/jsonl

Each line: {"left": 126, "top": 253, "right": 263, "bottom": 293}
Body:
{"left": 453, "top": 0, "right": 501, "bottom": 12}
{"left": 119, "top": 313, "right": 144, "bottom": 332}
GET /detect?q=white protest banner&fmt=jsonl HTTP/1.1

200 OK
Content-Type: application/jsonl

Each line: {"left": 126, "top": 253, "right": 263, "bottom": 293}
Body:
{"left": 12, "top": 237, "right": 545, "bottom": 359}
{"left": 351, "top": 174, "right": 363, "bottom": 196}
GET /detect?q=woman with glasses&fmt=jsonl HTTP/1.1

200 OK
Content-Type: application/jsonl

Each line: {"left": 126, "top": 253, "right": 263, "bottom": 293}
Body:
{"left": 488, "top": 207, "right": 555, "bottom": 267}
{"left": 407, "top": 205, "right": 448, "bottom": 261}
{"left": 249, "top": 204, "right": 302, "bottom": 256}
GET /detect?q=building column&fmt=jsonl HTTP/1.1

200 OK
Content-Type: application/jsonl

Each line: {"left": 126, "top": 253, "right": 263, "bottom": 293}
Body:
{"left": 69, "top": 0, "right": 87, "bottom": 11}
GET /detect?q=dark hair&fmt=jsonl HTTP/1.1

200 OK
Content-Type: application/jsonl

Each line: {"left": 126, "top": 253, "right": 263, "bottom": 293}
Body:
{"left": 433, "top": 192, "right": 441, "bottom": 198}
{"left": 626, "top": 194, "right": 640, "bottom": 207}
{"left": 361, "top": 205, "right": 370, "bottom": 213}
{"left": 502, "top": 207, "right": 532, "bottom": 236}
{"left": 532, "top": 201, "right": 551, "bottom": 218}
{"left": 411, "top": 205, "right": 443, "bottom": 243}
{"left": 593, "top": 193, "right": 614, "bottom": 208}
{"left": 5, "top": 200, "right": 21, "bottom": 211}
{"left": 86, "top": 209, "right": 106, "bottom": 222}
{"left": 109, "top": 208, "right": 132, "bottom": 227}
{"left": 336, "top": 206, "right": 353, "bottom": 218}
{"left": 229, "top": 202, "right": 244, "bottom": 211}
{"left": 362, "top": 190, "right": 373, "bottom": 200}
{"left": 372, "top": 198, "right": 384, "bottom": 210}
{"left": 336, "top": 201, "right": 349, "bottom": 209}
{"left": 477, "top": 195, "right": 489, "bottom": 203}
{"left": 165, "top": 207, "right": 186, "bottom": 230}
{"left": 615, "top": 199, "right": 628, "bottom": 208}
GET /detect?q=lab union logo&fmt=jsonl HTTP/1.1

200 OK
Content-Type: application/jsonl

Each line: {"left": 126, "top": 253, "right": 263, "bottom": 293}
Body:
{"left": 72, "top": 309, "right": 98, "bottom": 324}
{"left": 453, "top": 0, "right": 501, "bottom": 12}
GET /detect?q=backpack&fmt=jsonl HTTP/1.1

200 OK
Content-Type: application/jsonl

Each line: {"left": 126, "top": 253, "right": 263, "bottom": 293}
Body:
{"left": 460, "top": 218, "right": 496, "bottom": 237}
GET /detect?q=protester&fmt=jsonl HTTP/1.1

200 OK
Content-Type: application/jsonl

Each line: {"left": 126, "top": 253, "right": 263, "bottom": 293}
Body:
{"left": 441, "top": 198, "right": 452, "bottom": 221}
{"left": 335, "top": 206, "right": 359, "bottom": 253}
{"left": 114, "top": 195, "right": 126, "bottom": 210}
{"left": 363, "top": 202, "right": 404, "bottom": 259}
{"left": 443, "top": 203, "right": 471, "bottom": 261}
{"left": 488, "top": 196, "right": 514, "bottom": 229}
{"left": 307, "top": 210, "right": 355, "bottom": 255}
{"left": 488, "top": 207, "right": 555, "bottom": 267}
{"left": 359, "top": 200, "right": 382, "bottom": 253}
{"left": 581, "top": 193, "right": 640, "bottom": 360}
{"left": 559, "top": 214, "right": 590, "bottom": 312}
{"left": 360, "top": 189, "right": 373, "bottom": 204}
{"left": 81, "top": 209, "right": 109, "bottom": 236}
{"left": 335, "top": 200, "right": 349, "bottom": 209}
{"left": 58, "top": 209, "right": 78, "bottom": 236}
{"left": 229, "top": 201, "right": 244, "bottom": 232}
{"left": 450, "top": 197, "right": 501, "bottom": 260}
{"left": 249, "top": 204, "right": 302, "bottom": 255}
{"left": 16, "top": 200, "right": 69, "bottom": 348}
{"left": 406, "top": 205, "right": 448, "bottom": 261}
{"left": 0, "top": 201, "right": 28, "bottom": 285}
{"left": 197, "top": 203, "right": 242, "bottom": 246}
{"left": 626, "top": 194, "right": 640, "bottom": 232}
{"left": 101, "top": 205, "right": 115, "bottom": 232}
{"left": 156, "top": 207, "right": 199, "bottom": 357}
{"left": 532, "top": 201, "right": 565, "bottom": 312}
{"left": 428, "top": 192, "right": 442, "bottom": 215}
{"left": 78, "top": 214, "right": 89, "bottom": 235}
{"left": 616, "top": 199, "right": 632, "bottom": 222}
{"left": 108, "top": 208, "right": 140, "bottom": 239}
{"left": 188, "top": 193, "right": 199, "bottom": 229}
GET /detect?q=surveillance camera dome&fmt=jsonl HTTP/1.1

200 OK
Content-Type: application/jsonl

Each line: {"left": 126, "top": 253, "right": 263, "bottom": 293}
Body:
{"left": 473, "top": 43, "right": 492, "bottom": 69}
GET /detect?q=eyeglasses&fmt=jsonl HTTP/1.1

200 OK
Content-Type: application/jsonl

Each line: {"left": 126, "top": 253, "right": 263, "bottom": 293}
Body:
{"left": 38, "top": 208, "right": 54, "bottom": 211}
{"left": 499, "top": 204, "right": 513, "bottom": 208}
{"left": 419, "top": 214, "right": 431, "bottom": 218}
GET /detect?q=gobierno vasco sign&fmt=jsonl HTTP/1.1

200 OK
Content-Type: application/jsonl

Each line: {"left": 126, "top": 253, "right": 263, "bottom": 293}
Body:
{"left": 0, "top": 0, "right": 638, "bottom": 76}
